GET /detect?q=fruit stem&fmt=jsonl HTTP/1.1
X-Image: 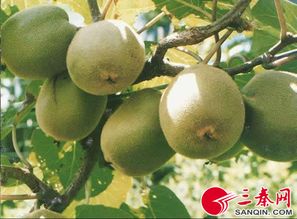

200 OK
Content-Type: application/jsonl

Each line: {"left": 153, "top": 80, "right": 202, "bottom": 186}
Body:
{"left": 101, "top": 0, "right": 114, "bottom": 20}
{"left": 0, "top": 194, "right": 38, "bottom": 201}
{"left": 274, "top": 0, "right": 287, "bottom": 40}
{"left": 174, "top": 47, "right": 203, "bottom": 62}
{"left": 12, "top": 125, "right": 33, "bottom": 172}
{"left": 85, "top": 179, "right": 91, "bottom": 204}
{"left": 137, "top": 11, "right": 166, "bottom": 34}
{"left": 203, "top": 29, "right": 233, "bottom": 64}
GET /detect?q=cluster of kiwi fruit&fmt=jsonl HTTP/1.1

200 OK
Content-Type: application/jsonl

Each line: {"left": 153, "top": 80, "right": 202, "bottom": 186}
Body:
{"left": 2, "top": 5, "right": 297, "bottom": 180}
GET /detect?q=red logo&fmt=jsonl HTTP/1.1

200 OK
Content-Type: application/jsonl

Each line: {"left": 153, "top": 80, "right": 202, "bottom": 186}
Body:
{"left": 201, "top": 187, "right": 237, "bottom": 216}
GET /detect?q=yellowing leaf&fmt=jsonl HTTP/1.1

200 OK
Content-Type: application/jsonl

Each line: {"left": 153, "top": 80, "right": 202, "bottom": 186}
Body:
{"left": 1, "top": 0, "right": 43, "bottom": 9}
{"left": 112, "top": 0, "right": 155, "bottom": 25}
{"left": 133, "top": 76, "right": 172, "bottom": 91}
{"left": 171, "top": 13, "right": 210, "bottom": 28}
{"left": 166, "top": 46, "right": 199, "bottom": 65}
{"left": 181, "top": 14, "right": 210, "bottom": 27}
{"left": 63, "top": 170, "right": 132, "bottom": 218}
{"left": 55, "top": 0, "right": 91, "bottom": 24}
{"left": 254, "top": 65, "right": 266, "bottom": 74}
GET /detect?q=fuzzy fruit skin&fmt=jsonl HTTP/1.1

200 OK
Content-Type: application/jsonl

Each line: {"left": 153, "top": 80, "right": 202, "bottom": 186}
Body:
{"left": 36, "top": 74, "right": 107, "bottom": 141}
{"left": 1, "top": 5, "right": 77, "bottom": 79}
{"left": 22, "top": 209, "right": 66, "bottom": 218}
{"left": 210, "top": 142, "right": 244, "bottom": 162}
{"left": 241, "top": 71, "right": 297, "bottom": 161}
{"left": 159, "top": 64, "right": 245, "bottom": 159}
{"left": 101, "top": 89, "right": 175, "bottom": 176}
{"left": 66, "top": 20, "right": 145, "bottom": 95}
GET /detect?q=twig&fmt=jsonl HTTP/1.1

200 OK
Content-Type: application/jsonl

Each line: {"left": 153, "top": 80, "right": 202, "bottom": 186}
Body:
{"left": 212, "top": 0, "right": 221, "bottom": 67}
{"left": 274, "top": 48, "right": 297, "bottom": 60}
{"left": 137, "top": 12, "right": 166, "bottom": 34}
{"left": 151, "top": 0, "right": 251, "bottom": 64}
{"left": 12, "top": 125, "right": 33, "bottom": 172}
{"left": 0, "top": 194, "right": 38, "bottom": 200}
{"left": 87, "top": 0, "right": 101, "bottom": 22}
{"left": 226, "top": 34, "right": 297, "bottom": 75}
{"left": 274, "top": 0, "right": 287, "bottom": 40}
{"left": 174, "top": 47, "right": 203, "bottom": 62}
{"left": 203, "top": 29, "right": 233, "bottom": 64}
{"left": 101, "top": 0, "right": 113, "bottom": 20}
{"left": 269, "top": 33, "right": 297, "bottom": 55}
{"left": 266, "top": 54, "right": 297, "bottom": 68}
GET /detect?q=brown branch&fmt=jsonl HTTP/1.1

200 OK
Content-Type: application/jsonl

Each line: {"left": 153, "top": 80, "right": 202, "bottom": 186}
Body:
{"left": 134, "top": 59, "right": 187, "bottom": 83}
{"left": 151, "top": 0, "right": 251, "bottom": 64}
{"left": 136, "top": 35, "right": 297, "bottom": 81}
{"left": 87, "top": 0, "right": 101, "bottom": 22}
{"left": 51, "top": 129, "right": 102, "bottom": 212}
{"left": 0, "top": 166, "right": 61, "bottom": 206}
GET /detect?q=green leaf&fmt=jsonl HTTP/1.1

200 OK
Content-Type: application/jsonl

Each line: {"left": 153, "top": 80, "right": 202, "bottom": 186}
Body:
{"left": 25, "top": 80, "right": 43, "bottom": 97}
{"left": 288, "top": 161, "right": 297, "bottom": 175}
{"left": 0, "top": 156, "right": 20, "bottom": 187}
{"left": 251, "top": 0, "right": 278, "bottom": 29}
{"left": 153, "top": 0, "right": 201, "bottom": 19}
{"left": 119, "top": 203, "right": 139, "bottom": 218}
{"left": 235, "top": 72, "right": 255, "bottom": 89}
{"left": 0, "top": 98, "right": 35, "bottom": 140}
{"left": 282, "top": 1, "right": 297, "bottom": 32}
{"left": 31, "top": 130, "right": 113, "bottom": 196}
{"left": 75, "top": 205, "right": 134, "bottom": 218}
{"left": 277, "top": 59, "right": 297, "bottom": 73}
{"left": 252, "top": 0, "right": 297, "bottom": 32}
{"left": 152, "top": 0, "right": 233, "bottom": 20}
{"left": 151, "top": 165, "right": 175, "bottom": 185}
{"left": 0, "top": 107, "right": 18, "bottom": 140}
{"left": 74, "top": 163, "right": 113, "bottom": 201}
{"left": 0, "top": 5, "right": 19, "bottom": 26}
{"left": 147, "top": 185, "right": 190, "bottom": 218}
{"left": 251, "top": 26, "right": 279, "bottom": 55}
{"left": 58, "top": 142, "right": 85, "bottom": 187}
{"left": 251, "top": 0, "right": 297, "bottom": 57}
{"left": 31, "top": 129, "right": 60, "bottom": 170}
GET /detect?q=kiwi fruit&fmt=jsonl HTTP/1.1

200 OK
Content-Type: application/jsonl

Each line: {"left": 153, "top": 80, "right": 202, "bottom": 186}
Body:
{"left": 22, "top": 209, "right": 66, "bottom": 218}
{"left": 101, "top": 89, "right": 175, "bottom": 176}
{"left": 241, "top": 70, "right": 297, "bottom": 161}
{"left": 159, "top": 64, "right": 245, "bottom": 159}
{"left": 36, "top": 74, "right": 107, "bottom": 141}
{"left": 66, "top": 19, "right": 145, "bottom": 96}
{"left": 1, "top": 5, "right": 77, "bottom": 79}
{"left": 210, "top": 142, "right": 244, "bottom": 162}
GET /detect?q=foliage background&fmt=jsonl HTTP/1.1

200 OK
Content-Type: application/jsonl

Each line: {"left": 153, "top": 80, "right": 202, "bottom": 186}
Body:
{"left": 1, "top": 0, "right": 297, "bottom": 218}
